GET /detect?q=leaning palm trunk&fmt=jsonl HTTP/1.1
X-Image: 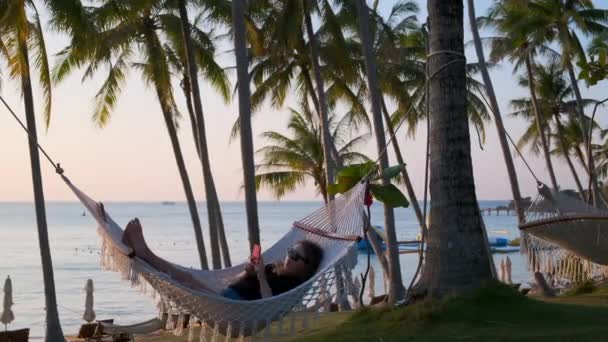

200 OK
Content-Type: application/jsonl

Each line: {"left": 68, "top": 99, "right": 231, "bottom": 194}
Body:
{"left": 181, "top": 75, "right": 200, "bottom": 158}
{"left": 467, "top": 0, "right": 525, "bottom": 223}
{"left": 420, "top": 0, "right": 493, "bottom": 296}
{"left": 565, "top": 62, "right": 603, "bottom": 207}
{"left": 553, "top": 112, "right": 585, "bottom": 198}
{"left": 355, "top": 0, "right": 404, "bottom": 303}
{"left": 19, "top": 37, "right": 66, "bottom": 342}
{"left": 154, "top": 82, "right": 210, "bottom": 270}
{"left": 380, "top": 99, "right": 427, "bottom": 233}
{"left": 304, "top": 6, "right": 336, "bottom": 202}
{"left": 178, "top": 0, "right": 230, "bottom": 268}
{"left": 181, "top": 76, "right": 231, "bottom": 267}
{"left": 525, "top": 56, "right": 559, "bottom": 191}
{"left": 232, "top": 0, "right": 261, "bottom": 250}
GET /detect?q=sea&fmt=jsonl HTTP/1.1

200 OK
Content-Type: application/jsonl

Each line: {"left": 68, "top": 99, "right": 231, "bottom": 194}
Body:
{"left": 0, "top": 200, "right": 528, "bottom": 339}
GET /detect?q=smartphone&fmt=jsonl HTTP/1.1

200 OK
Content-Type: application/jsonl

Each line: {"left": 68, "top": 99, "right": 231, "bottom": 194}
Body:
{"left": 251, "top": 244, "right": 262, "bottom": 264}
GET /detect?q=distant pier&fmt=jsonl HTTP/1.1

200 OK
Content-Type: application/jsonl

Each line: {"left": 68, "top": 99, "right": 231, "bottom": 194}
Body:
{"left": 482, "top": 206, "right": 512, "bottom": 216}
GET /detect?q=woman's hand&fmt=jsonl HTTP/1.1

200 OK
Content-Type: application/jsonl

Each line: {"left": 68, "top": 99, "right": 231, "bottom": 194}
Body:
{"left": 244, "top": 262, "right": 255, "bottom": 275}
{"left": 254, "top": 256, "right": 272, "bottom": 298}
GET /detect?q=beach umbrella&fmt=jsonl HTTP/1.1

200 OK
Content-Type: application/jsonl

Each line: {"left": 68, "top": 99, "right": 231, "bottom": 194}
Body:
{"left": 1, "top": 276, "right": 14, "bottom": 330}
{"left": 83, "top": 279, "right": 96, "bottom": 323}
{"left": 505, "top": 256, "right": 513, "bottom": 284}
{"left": 499, "top": 259, "right": 506, "bottom": 283}
{"left": 367, "top": 266, "right": 375, "bottom": 300}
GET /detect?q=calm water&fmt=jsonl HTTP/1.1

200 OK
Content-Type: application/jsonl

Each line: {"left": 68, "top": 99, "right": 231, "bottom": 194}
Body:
{"left": 0, "top": 200, "right": 528, "bottom": 339}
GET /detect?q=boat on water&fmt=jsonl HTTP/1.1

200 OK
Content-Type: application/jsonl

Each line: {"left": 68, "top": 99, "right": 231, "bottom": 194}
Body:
{"left": 161, "top": 201, "right": 176, "bottom": 205}
{"left": 358, "top": 226, "right": 520, "bottom": 254}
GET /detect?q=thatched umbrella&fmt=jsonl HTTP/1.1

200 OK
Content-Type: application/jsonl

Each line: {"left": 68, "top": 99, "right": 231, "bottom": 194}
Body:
{"left": 1, "top": 276, "right": 14, "bottom": 331}
{"left": 83, "top": 279, "right": 96, "bottom": 323}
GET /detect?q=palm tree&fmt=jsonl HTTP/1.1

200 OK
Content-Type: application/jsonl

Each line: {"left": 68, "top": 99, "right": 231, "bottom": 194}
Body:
{"left": 418, "top": 0, "right": 493, "bottom": 296}
{"left": 526, "top": 0, "right": 608, "bottom": 206}
{"left": 232, "top": 0, "right": 261, "bottom": 251}
{"left": 53, "top": 0, "right": 211, "bottom": 270}
{"left": 0, "top": 1, "right": 65, "bottom": 340}
{"left": 303, "top": 0, "right": 337, "bottom": 202}
{"left": 510, "top": 61, "right": 599, "bottom": 197}
{"left": 354, "top": 0, "right": 404, "bottom": 304}
{"left": 171, "top": 0, "right": 231, "bottom": 268}
{"left": 255, "top": 106, "right": 370, "bottom": 200}
{"left": 467, "top": 0, "right": 526, "bottom": 223}
{"left": 484, "top": 0, "right": 560, "bottom": 191}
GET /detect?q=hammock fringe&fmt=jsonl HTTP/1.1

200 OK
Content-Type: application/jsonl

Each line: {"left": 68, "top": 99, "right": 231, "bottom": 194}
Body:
{"left": 520, "top": 188, "right": 608, "bottom": 282}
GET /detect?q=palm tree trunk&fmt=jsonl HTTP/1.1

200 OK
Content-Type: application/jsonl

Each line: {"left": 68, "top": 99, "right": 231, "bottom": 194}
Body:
{"left": 300, "top": 65, "right": 342, "bottom": 167}
{"left": 232, "top": 0, "right": 261, "bottom": 250}
{"left": 421, "top": 0, "right": 493, "bottom": 296}
{"left": 525, "top": 55, "right": 559, "bottom": 191}
{"left": 178, "top": 0, "right": 229, "bottom": 268}
{"left": 182, "top": 75, "right": 232, "bottom": 267}
{"left": 303, "top": 5, "right": 335, "bottom": 201}
{"left": 566, "top": 62, "right": 603, "bottom": 207}
{"left": 575, "top": 146, "right": 589, "bottom": 173}
{"left": 155, "top": 85, "right": 209, "bottom": 270}
{"left": 380, "top": 98, "right": 427, "bottom": 233}
{"left": 181, "top": 75, "right": 200, "bottom": 158}
{"left": 553, "top": 112, "right": 585, "bottom": 198}
{"left": 466, "top": 0, "right": 525, "bottom": 224}
{"left": 355, "top": 0, "right": 404, "bottom": 303}
{"left": 19, "top": 36, "right": 66, "bottom": 342}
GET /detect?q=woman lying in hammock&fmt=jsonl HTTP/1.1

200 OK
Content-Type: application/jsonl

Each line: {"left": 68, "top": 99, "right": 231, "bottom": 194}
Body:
{"left": 122, "top": 218, "right": 323, "bottom": 301}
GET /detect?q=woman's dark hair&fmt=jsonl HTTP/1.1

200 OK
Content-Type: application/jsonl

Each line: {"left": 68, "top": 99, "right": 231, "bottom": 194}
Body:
{"left": 298, "top": 240, "right": 323, "bottom": 277}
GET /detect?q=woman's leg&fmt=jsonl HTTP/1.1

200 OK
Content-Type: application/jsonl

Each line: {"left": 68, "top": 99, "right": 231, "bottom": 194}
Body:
{"left": 122, "top": 218, "right": 216, "bottom": 293}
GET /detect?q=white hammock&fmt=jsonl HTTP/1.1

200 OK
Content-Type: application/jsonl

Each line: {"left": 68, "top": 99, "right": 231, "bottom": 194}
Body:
{"left": 63, "top": 176, "right": 365, "bottom": 338}
{"left": 519, "top": 183, "right": 608, "bottom": 280}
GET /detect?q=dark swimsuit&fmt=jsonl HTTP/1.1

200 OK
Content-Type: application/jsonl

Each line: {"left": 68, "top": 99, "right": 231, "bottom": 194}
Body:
{"left": 221, "top": 264, "right": 304, "bottom": 300}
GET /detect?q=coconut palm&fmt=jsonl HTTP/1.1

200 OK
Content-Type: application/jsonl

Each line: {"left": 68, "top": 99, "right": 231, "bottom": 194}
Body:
{"left": 510, "top": 61, "right": 600, "bottom": 196}
{"left": 241, "top": 0, "right": 359, "bottom": 169}
{"left": 255, "top": 107, "right": 370, "bottom": 201}
{"left": 303, "top": 0, "right": 337, "bottom": 202}
{"left": 232, "top": 0, "right": 261, "bottom": 251}
{"left": 0, "top": 1, "right": 65, "bottom": 340}
{"left": 53, "top": 0, "right": 212, "bottom": 269}
{"left": 417, "top": 0, "right": 493, "bottom": 297}
{"left": 525, "top": 0, "right": 608, "bottom": 206}
{"left": 484, "top": 0, "right": 560, "bottom": 191}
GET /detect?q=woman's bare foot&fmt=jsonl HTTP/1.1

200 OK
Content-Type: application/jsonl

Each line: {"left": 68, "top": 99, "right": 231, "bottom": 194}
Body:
{"left": 122, "top": 218, "right": 151, "bottom": 259}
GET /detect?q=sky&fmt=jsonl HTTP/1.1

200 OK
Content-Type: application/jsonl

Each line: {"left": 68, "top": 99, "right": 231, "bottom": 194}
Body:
{"left": 1, "top": 0, "right": 607, "bottom": 202}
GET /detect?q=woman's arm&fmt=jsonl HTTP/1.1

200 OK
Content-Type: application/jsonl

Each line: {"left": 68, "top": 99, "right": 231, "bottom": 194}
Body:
{"left": 254, "top": 259, "right": 273, "bottom": 298}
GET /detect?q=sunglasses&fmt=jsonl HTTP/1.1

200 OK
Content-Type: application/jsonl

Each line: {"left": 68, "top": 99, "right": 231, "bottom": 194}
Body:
{"left": 287, "top": 247, "right": 309, "bottom": 264}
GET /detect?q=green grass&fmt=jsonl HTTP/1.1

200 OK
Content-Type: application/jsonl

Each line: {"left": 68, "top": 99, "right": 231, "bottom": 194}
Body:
{"left": 294, "top": 283, "right": 608, "bottom": 342}
{"left": 138, "top": 282, "right": 608, "bottom": 342}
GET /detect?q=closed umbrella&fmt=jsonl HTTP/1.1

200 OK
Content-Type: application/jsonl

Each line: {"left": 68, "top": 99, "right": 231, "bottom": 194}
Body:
{"left": 367, "top": 265, "right": 375, "bottom": 300}
{"left": 83, "top": 279, "right": 96, "bottom": 323}
{"left": 1, "top": 276, "right": 14, "bottom": 330}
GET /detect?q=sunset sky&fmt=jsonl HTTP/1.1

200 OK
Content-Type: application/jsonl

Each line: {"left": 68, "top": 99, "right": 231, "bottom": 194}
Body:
{"left": 1, "top": 0, "right": 606, "bottom": 202}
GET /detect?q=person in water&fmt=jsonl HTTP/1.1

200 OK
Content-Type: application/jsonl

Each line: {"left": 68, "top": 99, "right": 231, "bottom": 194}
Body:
{"left": 121, "top": 218, "right": 323, "bottom": 300}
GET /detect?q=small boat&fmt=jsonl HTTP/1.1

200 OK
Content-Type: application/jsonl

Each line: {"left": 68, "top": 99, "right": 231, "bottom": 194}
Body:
{"left": 358, "top": 226, "right": 519, "bottom": 254}
{"left": 161, "top": 201, "right": 176, "bottom": 206}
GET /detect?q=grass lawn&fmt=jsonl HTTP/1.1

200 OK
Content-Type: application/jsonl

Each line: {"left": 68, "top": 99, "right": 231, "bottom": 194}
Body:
{"left": 138, "top": 282, "right": 608, "bottom": 342}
